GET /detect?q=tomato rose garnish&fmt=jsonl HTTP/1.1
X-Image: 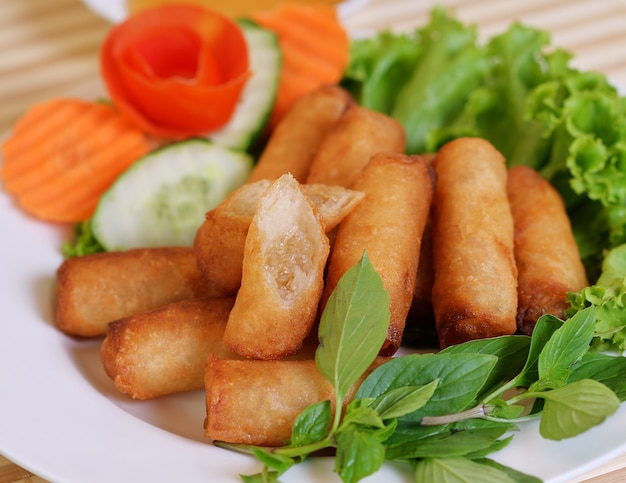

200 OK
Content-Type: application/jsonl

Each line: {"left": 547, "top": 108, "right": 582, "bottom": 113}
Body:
{"left": 101, "top": 4, "right": 251, "bottom": 139}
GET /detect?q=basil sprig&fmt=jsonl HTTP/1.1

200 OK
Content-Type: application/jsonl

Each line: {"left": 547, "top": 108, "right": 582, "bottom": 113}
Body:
{"left": 218, "top": 252, "right": 625, "bottom": 483}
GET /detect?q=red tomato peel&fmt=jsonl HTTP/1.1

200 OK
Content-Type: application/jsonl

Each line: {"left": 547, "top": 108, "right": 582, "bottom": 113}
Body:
{"left": 101, "top": 4, "right": 250, "bottom": 140}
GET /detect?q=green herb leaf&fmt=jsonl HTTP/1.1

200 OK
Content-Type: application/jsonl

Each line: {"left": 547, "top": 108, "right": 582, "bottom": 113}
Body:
{"left": 335, "top": 426, "right": 386, "bottom": 483}
{"left": 241, "top": 472, "right": 280, "bottom": 483}
{"left": 441, "top": 335, "right": 530, "bottom": 398}
{"left": 536, "top": 307, "right": 596, "bottom": 389}
{"left": 513, "top": 314, "right": 563, "bottom": 388}
{"left": 414, "top": 457, "right": 518, "bottom": 483}
{"left": 369, "top": 380, "right": 439, "bottom": 420}
{"left": 290, "top": 400, "right": 332, "bottom": 447}
{"left": 385, "top": 425, "right": 510, "bottom": 460}
{"left": 356, "top": 353, "right": 497, "bottom": 421}
{"left": 538, "top": 379, "right": 620, "bottom": 440}
{"left": 568, "top": 352, "right": 626, "bottom": 401}
{"left": 315, "top": 250, "right": 390, "bottom": 403}
{"left": 251, "top": 448, "right": 294, "bottom": 474}
{"left": 341, "top": 404, "right": 385, "bottom": 429}
{"left": 473, "top": 458, "right": 543, "bottom": 483}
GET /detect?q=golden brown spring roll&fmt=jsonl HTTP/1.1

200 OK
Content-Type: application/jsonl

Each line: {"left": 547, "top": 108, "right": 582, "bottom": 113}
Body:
{"left": 320, "top": 152, "right": 435, "bottom": 356}
{"left": 204, "top": 357, "right": 388, "bottom": 446}
{"left": 247, "top": 85, "right": 353, "bottom": 183}
{"left": 194, "top": 180, "right": 363, "bottom": 296}
{"left": 101, "top": 297, "right": 237, "bottom": 399}
{"left": 507, "top": 165, "right": 588, "bottom": 335}
{"left": 404, "top": 217, "right": 437, "bottom": 346}
{"left": 55, "top": 247, "right": 219, "bottom": 337}
{"left": 431, "top": 138, "right": 518, "bottom": 348}
{"left": 305, "top": 105, "right": 406, "bottom": 188}
{"left": 222, "top": 174, "right": 330, "bottom": 359}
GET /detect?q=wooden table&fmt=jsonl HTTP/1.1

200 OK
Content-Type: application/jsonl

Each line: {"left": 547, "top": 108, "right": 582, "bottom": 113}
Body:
{"left": 1, "top": 1, "right": 625, "bottom": 482}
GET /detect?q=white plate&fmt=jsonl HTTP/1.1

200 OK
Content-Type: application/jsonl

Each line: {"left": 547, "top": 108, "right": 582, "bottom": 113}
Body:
{"left": 1, "top": 162, "right": 626, "bottom": 483}
{"left": 3, "top": 2, "right": 626, "bottom": 481}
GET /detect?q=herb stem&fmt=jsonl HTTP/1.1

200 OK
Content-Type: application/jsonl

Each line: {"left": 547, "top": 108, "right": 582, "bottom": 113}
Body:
{"left": 420, "top": 404, "right": 489, "bottom": 426}
{"left": 275, "top": 436, "right": 334, "bottom": 458}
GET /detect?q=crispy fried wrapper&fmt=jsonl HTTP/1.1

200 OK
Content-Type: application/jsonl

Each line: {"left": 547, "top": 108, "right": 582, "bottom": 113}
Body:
{"left": 320, "top": 152, "right": 435, "bottom": 355}
{"left": 431, "top": 138, "right": 518, "bottom": 348}
{"left": 222, "top": 173, "right": 330, "bottom": 359}
{"left": 204, "top": 357, "right": 387, "bottom": 446}
{"left": 194, "top": 180, "right": 363, "bottom": 296}
{"left": 305, "top": 104, "right": 406, "bottom": 188}
{"left": 55, "top": 247, "right": 218, "bottom": 337}
{"left": 101, "top": 297, "right": 237, "bottom": 399}
{"left": 507, "top": 165, "right": 588, "bottom": 335}
{"left": 247, "top": 85, "right": 353, "bottom": 183}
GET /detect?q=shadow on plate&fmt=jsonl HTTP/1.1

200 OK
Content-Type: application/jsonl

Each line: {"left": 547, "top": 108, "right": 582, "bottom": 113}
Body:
{"left": 66, "top": 337, "right": 208, "bottom": 443}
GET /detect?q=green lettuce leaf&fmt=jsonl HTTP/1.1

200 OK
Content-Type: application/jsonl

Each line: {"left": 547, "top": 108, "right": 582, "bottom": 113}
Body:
{"left": 342, "top": 8, "right": 626, "bottom": 279}
{"left": 567, "top": 244, "right": 626, "bottom": 353}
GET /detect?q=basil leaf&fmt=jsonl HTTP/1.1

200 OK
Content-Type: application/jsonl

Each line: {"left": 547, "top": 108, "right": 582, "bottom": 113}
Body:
{"left": 512, "top": 314, "right": 563, "bottom": 388}
{"left": 539, "top": 379, "right": 620, "bottom": 440}
{"left": 342, "top": 405, "right": 385, "bottom": 429}
{"left": 241, "top": 472, "right": 280, "bottom": 483}
{"left": 568, "top": 352, "right": 626, "bottom": 400}
{"left": 357, "top": 353, "right": 497, "bottom": 419}
{"left": 536, "top": 307, "right": 596, "bottom": 389}
{"left": 315, "top": 251, "right": 390, "bottom": 402}
{"left": 473, "top": 458, "right": 543, "bottom": 483}
{"left": 290, "top": 400, "right": 332, "bottom": 447}
{"left": 335, "top": 426, "right": 385, "bottom": 483}
{"left": 441, "top": 335, "right": 530, "bottom": 397}
{"left": 465, "top": 435, "right": 514, "bottom": 459}
{"left": 414, "top": 457, "right": 517, "bottom": 483}
{"left": 370, "top": 380, "right": 439, "bottom": 420}
{"left": 385, "top": 426, "right": 510, "bottom": 459}
{"left": 251, "top": 448, "right": 294, "bottom": 474}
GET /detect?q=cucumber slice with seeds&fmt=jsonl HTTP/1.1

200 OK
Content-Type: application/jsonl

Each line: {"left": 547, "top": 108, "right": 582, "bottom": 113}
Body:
{"left": 209, "top": 19, "right": 282, "bottom": 151}
{"left": 91, "top": 139, "right": 253, "bottom": 250}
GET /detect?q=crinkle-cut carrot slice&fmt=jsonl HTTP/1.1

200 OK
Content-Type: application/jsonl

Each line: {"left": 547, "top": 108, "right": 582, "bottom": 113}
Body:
{"left": 1, "top": 98, "right": 151, "bottom": 223}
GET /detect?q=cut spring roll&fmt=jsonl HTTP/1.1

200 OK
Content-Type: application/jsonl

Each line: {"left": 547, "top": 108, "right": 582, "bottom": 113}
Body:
{"left": 101, "top": 297, "right": 237, "bottom": 399}
{"left": 305, "top": 105, "right": 406, "bottom": 188}
{"left": 194, "top": 180, "right": 364, "bottom": 296}
{"left": 55, "top": 247, "right": 218, "bottom": 337}
{"left": 507, "top": 165, "right": 588, "bottom": 335}
{"left": 320, "top": 152, "right": 435, "bottom": 356}
{"left": 431, "top": 138, "right": 518, "bottom": 348}
{"left": 204, "top": 357, "right": 387, "bottom": 446}
{"left": 247, "top": 84, "right": 353, "bottom": 183}
{"left": 222, "top": 173, "right": 330, "bottom": 359}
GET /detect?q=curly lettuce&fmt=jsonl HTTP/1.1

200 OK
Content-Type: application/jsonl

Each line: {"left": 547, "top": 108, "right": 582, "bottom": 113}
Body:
{"left": 567, "top": 244, "right": 626, "bottom": 354}
{"left": 342, "top": 7, "right": 626, "bottom": 281}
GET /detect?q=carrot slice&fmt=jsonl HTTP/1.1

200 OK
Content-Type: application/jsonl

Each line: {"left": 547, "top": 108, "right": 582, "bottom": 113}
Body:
{"left": 252, "top": 4, "right": 350, "bottom": 126}
{"left": 1, "top": 98, "right": 151, "bottom": 223}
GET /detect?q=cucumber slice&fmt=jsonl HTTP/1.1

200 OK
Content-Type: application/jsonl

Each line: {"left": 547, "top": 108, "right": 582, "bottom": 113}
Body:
{"left": 91, "top": 139, "right": 253, "bottom": 250}
{"left": 208, "top": 19, "right": 281, "bottom": 151}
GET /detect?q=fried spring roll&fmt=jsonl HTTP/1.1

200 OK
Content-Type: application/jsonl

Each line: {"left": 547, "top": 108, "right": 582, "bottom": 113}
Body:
{"left": 305, "top": 105, "right": 406, "bottom": 188}
{"left": 222, "top": 174, "right": 330, "bottom": 359}
{"left": 507, "top": 165, "right": 588, "bottom": 335}
{"left": 320, "top": 152, "right": 435, "bottom": 356}
{"left": 55, "top": 247, "right": 218, "bottom": 337}
{"left": 431, "top": 138, "right": 518, "bottom": 348}
{"left": 247, "top": 85, "right": 353, "bottom": 183}
{"left": 101, "top": 297, "right": 237, "bottom": 399}
{"left": 404, "top": 218, "right": 437, "bottom": 346}
{"left": 194, "top": 180, "right": 363, "bottom": 296}
{"left": 204, "top": 357, "right": 387, "bottom": 446}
